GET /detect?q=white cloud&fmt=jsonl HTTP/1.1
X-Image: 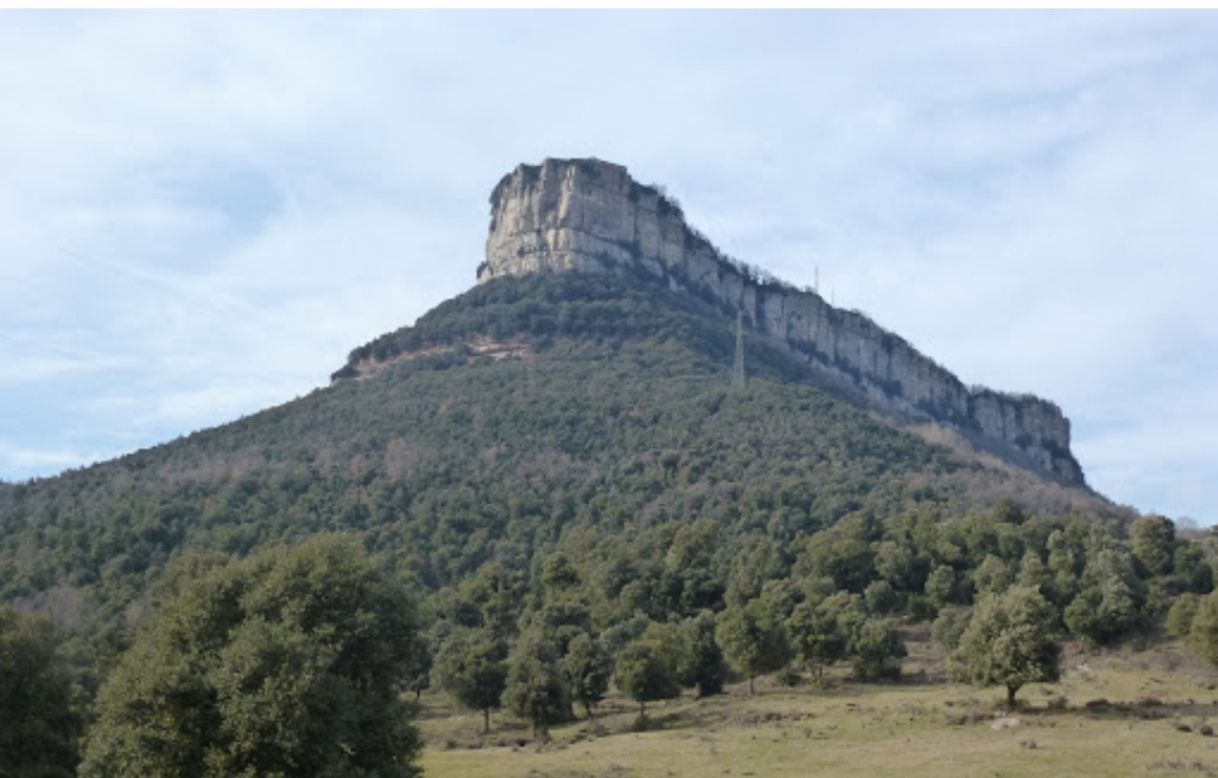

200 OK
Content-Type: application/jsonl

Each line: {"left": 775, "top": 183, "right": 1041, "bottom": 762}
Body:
{"left": 0, "top": 441, "right": 110, "bottom": 474}
{"left": 0, "top": 351, "right": 137, "bottom": 384}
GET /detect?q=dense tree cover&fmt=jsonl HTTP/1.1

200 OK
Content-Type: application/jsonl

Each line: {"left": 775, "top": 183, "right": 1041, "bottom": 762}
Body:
{"left": 1062, "top": 546, "right": 1145, "bottom": 646}
{"left": 0, "top": 607, "right": 81, "bottom": 778}
{"left": 951, "top": 586, "right": 1061, "bottom": 708}
{"left": 79, "top": 536, "right": 425, "bottom": 778}
{"left": 0, "top": 273, "right": 1120, "bottom": 627}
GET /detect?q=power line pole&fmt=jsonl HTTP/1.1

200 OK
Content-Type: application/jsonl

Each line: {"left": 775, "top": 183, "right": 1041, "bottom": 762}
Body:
{"left": 732, "top": 310, "right": 745, "bottom": 390}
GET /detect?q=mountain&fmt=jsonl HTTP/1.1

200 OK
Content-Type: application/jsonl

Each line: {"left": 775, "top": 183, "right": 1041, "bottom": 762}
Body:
{"left": 472, "top": 158, "right": 1082, "bottom": 485}
{"left": 0, "top": 158, "right": 1120, "bottom": 633}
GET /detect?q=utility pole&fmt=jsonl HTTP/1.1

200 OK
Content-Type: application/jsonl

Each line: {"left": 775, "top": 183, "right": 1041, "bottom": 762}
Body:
{"left": 732, "top": 310, "right": 746, "bottom": 390}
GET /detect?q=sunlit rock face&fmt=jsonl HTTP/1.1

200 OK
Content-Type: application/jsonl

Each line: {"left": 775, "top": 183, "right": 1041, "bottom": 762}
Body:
{"left": 482, "top": 158, "right": 1083, "bottom": 486}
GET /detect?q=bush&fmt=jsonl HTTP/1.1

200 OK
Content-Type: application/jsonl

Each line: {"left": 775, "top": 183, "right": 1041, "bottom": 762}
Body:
{"left": 865, "top": 579, "right": 899, "bottom": 613}
{"left": 1188, "top": 591, "right": 1218, "bottom": 666}
{"left": 1166, "top": 594, "right": 1200, "bottom": 638}
{"left": 849, "top": 619, "right": 906, "bottom": 680}
{"left": 931, "top": 605, "right": 973, "bottom": 653}
{"left": 925, "top": 565, "right": 958, "bottom": 608}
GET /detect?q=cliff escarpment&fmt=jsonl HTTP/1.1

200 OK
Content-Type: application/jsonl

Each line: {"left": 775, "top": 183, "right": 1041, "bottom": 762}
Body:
{"left": 480, "top": 158, "right": 1084, "bottom": 486}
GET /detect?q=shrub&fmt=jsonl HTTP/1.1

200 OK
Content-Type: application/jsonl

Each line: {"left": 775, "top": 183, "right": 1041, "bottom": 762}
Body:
{"left": 850, "top": 619, "right": 906, "bottom": 680}
{"left": 1166, "top": 594, "right": 1200, "bottom": 638}
{"left": 932, "top": 605, "right": 973, "bottom": 653}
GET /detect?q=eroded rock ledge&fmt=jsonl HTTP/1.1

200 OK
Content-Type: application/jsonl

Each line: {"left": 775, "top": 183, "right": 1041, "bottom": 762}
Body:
{"left": 480, "top": 157, "right": 1084, "bottom": 486}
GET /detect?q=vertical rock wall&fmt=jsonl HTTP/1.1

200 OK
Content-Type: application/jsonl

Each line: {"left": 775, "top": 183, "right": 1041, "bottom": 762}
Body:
{"left": 480, "top": 158, "right": 1084, "bottom": 486}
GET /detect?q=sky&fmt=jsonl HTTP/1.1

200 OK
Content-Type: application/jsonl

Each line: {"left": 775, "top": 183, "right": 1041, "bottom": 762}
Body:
{"left": 0, "top": 11, "right": 1215, "bottom": 525}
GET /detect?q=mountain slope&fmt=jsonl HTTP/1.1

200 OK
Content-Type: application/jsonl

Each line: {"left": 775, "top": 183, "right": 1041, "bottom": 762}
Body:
{"left": 0, "top": 271, "right": 1120, "bottom": 631}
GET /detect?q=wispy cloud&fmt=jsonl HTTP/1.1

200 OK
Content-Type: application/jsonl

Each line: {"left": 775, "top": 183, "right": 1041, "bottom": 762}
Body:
{"left": 0, "top": 441, "right": 110, "bottom": 475}
{"left": 0, "top": 11, "right": 1215, "bottom": 523}
{"left": 0, "top": 352, "right": 137, "bottom": 384}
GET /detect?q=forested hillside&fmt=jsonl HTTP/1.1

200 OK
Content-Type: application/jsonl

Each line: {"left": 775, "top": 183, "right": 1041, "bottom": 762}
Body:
{"left": 0, "top": 271, "right": 1118, "bottom": 632}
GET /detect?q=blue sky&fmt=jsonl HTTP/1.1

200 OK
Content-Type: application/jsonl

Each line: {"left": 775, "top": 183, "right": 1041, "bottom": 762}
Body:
{"left": 1, "top": 11, "right": 1216, "bottom": 524}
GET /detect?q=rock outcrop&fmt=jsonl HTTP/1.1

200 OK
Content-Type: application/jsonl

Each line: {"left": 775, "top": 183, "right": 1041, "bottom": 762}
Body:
{"left": 481, "top": 158, "right": 1084, "bottom": 486}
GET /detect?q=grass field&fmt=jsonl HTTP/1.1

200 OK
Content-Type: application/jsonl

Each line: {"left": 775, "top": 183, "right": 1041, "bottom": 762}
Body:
{"left": 418, "top": 633, "right": 1218, "bottom": 777}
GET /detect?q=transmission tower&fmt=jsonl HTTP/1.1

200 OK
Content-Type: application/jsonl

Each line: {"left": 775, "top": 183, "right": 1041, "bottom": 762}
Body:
{"left": 732, "top": 310, "right": 746, "bottom": 390}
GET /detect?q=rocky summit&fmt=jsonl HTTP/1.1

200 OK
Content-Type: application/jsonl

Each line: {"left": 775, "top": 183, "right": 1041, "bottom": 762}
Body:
{"left": 480, "top": 158, "right": 1083, "bottom": 486}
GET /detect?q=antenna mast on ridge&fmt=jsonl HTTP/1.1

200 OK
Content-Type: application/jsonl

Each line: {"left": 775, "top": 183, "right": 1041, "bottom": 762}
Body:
{"left": 732, "top": 310, "right": 746, "bottom": 390}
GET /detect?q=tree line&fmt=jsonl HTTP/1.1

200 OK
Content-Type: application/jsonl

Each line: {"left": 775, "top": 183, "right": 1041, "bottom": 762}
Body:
{"left": 8, "top": 508, "right": 1217, "bottom": 777}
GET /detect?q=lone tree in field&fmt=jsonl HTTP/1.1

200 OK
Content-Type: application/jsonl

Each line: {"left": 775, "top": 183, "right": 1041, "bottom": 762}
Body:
{"left": 716, "top": 597, "right": 791, "bottom": 694}
{"left": 616, "top": 635, "right": 681, "bottom": 721}
{"left": 950, "top": 585, "right": 1061, "bottom": 709}
{"left": 0, "top": 608, "right": 81, "bottom": 778}
{"left": 80, "top": 536, "right": 427, "bottom": 778}
{"left": 434, "top": 627, "right": 509, "bottom": 734}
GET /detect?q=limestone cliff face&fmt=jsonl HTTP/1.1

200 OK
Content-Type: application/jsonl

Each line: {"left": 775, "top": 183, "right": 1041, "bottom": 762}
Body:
{"left": 481, "top": 158, "right": 1084, "bottom": 486}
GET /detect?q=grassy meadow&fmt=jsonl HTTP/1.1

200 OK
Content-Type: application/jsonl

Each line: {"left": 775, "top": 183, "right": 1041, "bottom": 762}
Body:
{"left": 418, "top": 632, "right": 1218, "bottom": 777}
